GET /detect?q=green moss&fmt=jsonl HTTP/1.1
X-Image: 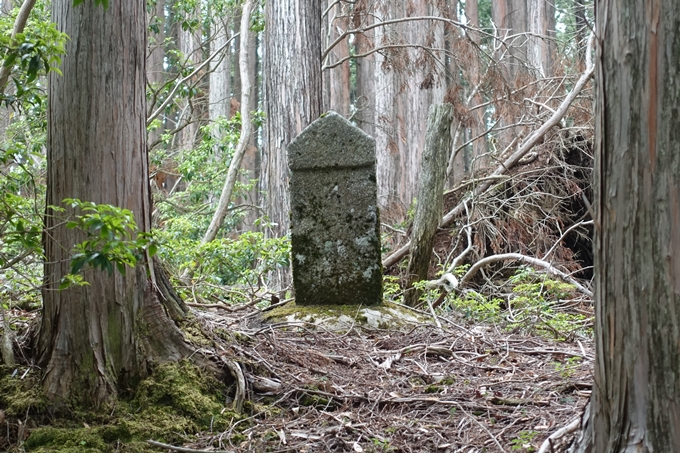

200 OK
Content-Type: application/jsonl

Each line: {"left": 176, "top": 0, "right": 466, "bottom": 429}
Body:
{"left": 128, "top": 360, "right": 239, "bottom": 434}
{"left": 440, "top": 376, "right": 456, "bottom": 385}
{"left": 263, "top": 301, "right": 365, "bottom": 322}
{"left": 14, "top": 361, "right": 247, "bottom": 453}
{"left": 181, "top": 322, "right": 212, "bottom": 346}
{"left": 24, "top": 426, "right": 111, "bottom": 452}
{"left": 261, "top": 301, "right": 423, "bottom": 331}
{"left": 424, "top": 385, "right": 441, "bottom": 394}
{"left": 0, "top": 366, "right": 48, "bottom": 416}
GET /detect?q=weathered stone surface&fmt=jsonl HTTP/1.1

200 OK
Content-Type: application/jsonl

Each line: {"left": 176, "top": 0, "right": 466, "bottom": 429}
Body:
{"left": 288, "top": 111, "right": 382, "bottom": 305}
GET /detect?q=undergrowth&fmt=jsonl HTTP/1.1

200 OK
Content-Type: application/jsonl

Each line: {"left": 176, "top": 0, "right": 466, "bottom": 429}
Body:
{"left": 425, "top": 266, "right": 592, "bottom": 340}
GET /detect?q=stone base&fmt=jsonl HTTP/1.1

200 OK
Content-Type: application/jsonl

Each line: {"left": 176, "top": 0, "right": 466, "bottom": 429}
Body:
{"left": 257, "top": 302, "right": 425, "bottom": 332}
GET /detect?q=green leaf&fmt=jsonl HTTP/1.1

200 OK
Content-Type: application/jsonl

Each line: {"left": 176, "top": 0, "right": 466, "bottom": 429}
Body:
{"left": 70, "top": 255, "right": 88, "bottom": 274}
{"left": 3, "top": 52, "right": 17, "bottom": 68}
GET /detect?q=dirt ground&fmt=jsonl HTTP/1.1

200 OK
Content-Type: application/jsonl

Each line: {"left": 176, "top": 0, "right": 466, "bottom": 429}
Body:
{"left": 188, "top": 301, "right": 593, "bottom": 453}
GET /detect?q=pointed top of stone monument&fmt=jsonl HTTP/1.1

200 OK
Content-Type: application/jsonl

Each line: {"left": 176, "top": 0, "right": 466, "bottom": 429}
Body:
{"left": 288, "top": 110, "right": 375, "bottom": 171}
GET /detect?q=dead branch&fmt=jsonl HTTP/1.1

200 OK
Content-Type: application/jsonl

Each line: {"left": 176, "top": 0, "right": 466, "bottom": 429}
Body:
{"left": 383, "top": 59, "right": 595, "bottom": 269}
{"left": 536, "top": 416, "right": 581, "bottom": 453}
{"left": 322, "top": 16, "right": 467, "bottom": 62}
{"left": 1, "top": 305, "right": 15, "bottom": 366}
{"left": 457, "top": 252, "right": 592, "bottom": 297}
{"left": 147, "top": 33, "right": 239, "bottom": 126}
{"left": 223, "top": 359, "right": 246, "bottom": 413}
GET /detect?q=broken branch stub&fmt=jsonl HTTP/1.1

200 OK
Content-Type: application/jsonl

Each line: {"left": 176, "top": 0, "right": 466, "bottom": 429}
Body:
{"left": 405, "top": 103, "right": 454, "bottom": 306}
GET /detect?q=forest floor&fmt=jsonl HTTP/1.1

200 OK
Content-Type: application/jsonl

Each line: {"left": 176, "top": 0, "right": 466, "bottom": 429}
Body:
{"left": 1, "top": 298, "right": 593, "bottom": 453}
{"left": 187, "top": 299, "right": 594, "bottom": 453}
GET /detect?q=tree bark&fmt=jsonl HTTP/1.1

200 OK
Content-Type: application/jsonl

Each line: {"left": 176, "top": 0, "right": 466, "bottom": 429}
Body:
{"left": 39, "top": 0, "right": 192, "bottom": 405}
{"left": 463, "top": 0, "right": 485, "bottom": 180}
{"left": 404, "top": 104, "right": 453, "bottom": 306}
{"left": 147, "top": 0, "right": 165, "bottom": 150}
{"left": 371, "top": 0, "right": 447, "bottom": 224}
{"left": 323, "top": 0, "right": 351, "bottom": 116}
{"left": 527, "top": 0, "right": 555, "bottom": 77}
{"left": 209, "top": 15, "right": 232, "bottom": 127}
{"left": 574, "top": 0, "right": 588, "bottom": 64}
{"left": 353, "top": 0, "right": 375, "bottom": 138}
{"left": 491, "top": 0, "right": 528, "bottom": 80}
{"left": 236, "top": 27, "right": 261, "bottom": 232}
{"left": 261, "top": 0, "right": 322, "bottom": 289}
{"left": 572, "top": 0, "right": 680, "bottom": 450}
{"left": 174, "top": 0, "right": 202, "bottom": 152}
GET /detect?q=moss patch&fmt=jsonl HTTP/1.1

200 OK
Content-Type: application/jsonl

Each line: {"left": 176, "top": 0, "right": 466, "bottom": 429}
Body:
{"left": 261, "top": 301, "right": 425, "bottom": 331}
{"left": 5, "top": 361, "right": 246, "bottom": 453}
{"left": 0, "top": 365, "right": 47, "bottom": 417}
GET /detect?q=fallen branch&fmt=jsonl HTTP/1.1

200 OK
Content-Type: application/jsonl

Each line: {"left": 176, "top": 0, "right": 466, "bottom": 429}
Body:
{"left": 456, "top": 252, "right": 592, "bottom": 297}
{"left": 223, "top": 360, "right": 246, "bottom": 413}
{"left": 536, "top": 416, "right": 581, "bottom": 453}
{"left": 1, "top": 305, "right": 15, "bottom": 366}
{"left": 383, "top": 60, "right": 595, "bottom": 269}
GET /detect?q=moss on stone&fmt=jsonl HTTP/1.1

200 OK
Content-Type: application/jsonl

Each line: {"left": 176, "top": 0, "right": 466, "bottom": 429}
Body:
{"left": 261, "top": 301, "right": 425, "bottom": 331}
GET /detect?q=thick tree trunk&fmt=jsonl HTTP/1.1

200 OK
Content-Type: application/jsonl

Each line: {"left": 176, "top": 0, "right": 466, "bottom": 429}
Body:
{"left": 573, "top": 0, "right": 680, "bottom": 450}
{"left": 175, "top": 0, "right": 202, "bottom": 151}
{"left": 527, "top": 0, "right": 555, "bottom": 77}
{"left": 234, "top": 11, "right": 261, "bottom": 231}
{"left": 371, "top": 0, "right": 448, "bottom": 224}
{"left": 574, "top": 0, "right": 588, "bottom": 64}
{"left": 353, "top": 0, "right": 375, "bottom": 138}
{"left": 462, "top": 0, "right": 485, "bottom": 181}
{"left": 491, "top": 0, "right": 528, "bottom": 80}
{"left": 323, "top": 0, "right": 351, "bottom": 116}
{"left": 404, "top": 104, "right": 453, "bottom": 306}
{"left": 261, "top": 0, "right": 322, "bottom": 289}
{"left": 39, "top": 0, "right": 192, "bottom": 405}
{"left": 147, "top": 0, "right": 165, "bottom": 150}
{"left": 209, "top": 16, "right": 232, "bottom": 127}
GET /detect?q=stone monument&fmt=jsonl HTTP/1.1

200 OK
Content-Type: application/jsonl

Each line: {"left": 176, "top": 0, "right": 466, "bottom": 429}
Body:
{"left": 288, "top": 111, "right": 382, "bottom": 305}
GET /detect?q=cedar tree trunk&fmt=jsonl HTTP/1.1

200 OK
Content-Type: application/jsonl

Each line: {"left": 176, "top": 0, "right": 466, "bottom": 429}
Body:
{"left": 261, "top": 0, "right": 322, "bottom": 288}
{"left": 38, "top": 0, "right": 192, "bottom": 405}
{"left": 573, "top": 0, "right": 680, "bottom": 450}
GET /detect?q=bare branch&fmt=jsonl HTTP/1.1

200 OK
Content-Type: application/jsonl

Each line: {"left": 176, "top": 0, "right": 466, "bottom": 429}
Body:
{"left": 456, "top": 252, "right": 592, "bottom": 297}
{"left": 322, "top": 15, "right": 466, "bottom": 62}
{"left": 383, "top": 58, "right": 595, "bottom": 269}
{"left": 147, "top": 32, "right": 239, "bottom": 126}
